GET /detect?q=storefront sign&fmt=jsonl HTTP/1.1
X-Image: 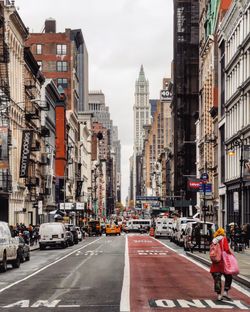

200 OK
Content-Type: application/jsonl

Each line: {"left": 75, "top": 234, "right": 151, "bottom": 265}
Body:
{"left": 76, "top": 203, "right": 84, "bottom": 210}
{"left": 19, "top": 130, "right": 33, "bottom": 178}
{"left": 0, "top": 126, "right": 9, "bottom": 169}
{"left": 59, "top": 203, "right": 75, "bottom": 210}
{"left": 187, "top": 179, "right": 200, "bottom": 191}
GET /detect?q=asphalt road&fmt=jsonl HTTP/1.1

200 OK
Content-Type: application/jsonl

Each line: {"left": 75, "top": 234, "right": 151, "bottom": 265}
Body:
{"left": 0, "top": 234, "right": 250, "bottom": 312}
{"left": 0, "top": 236, "right": 125, "bottom": 312}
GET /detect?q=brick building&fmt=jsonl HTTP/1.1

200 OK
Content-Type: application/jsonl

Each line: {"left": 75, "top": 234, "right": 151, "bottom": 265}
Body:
{"left": 26, "top": 19, "right": 89, "bottom": 211}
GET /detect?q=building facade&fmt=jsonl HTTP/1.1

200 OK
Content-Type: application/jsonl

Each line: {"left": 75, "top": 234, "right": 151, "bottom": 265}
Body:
{"left": 218, "top": 0, "right": 250, "bottom": 225}
{"left": 133, "top": 65, "right": 151, "bottom": 202}
{"left": 197, "top": 0, "right": 232, "bottom": 224}
{"left": 172, "top": 0, "right": 199, "bottom": 214}
{"left": 26, "top": 20, "right": 89, "bottom": 219}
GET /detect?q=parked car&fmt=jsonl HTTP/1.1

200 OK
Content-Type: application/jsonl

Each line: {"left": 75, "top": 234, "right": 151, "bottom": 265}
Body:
{"left": 183, "top": 221, "right": 216, "bottom": 251}
{"left": 64, "top": 224, "right": 78, "bottom": 244}
{"left": 39, "top": 222, "right": 68, "bottom": 250}
{"left": 15, "top": 236, "right": 30, "bottom": 262}
{"left": 75, "top": 227, "right": 83, "bottom": 241}
{"left": 65, "top": 231, "right": 74, "bottom": 246}
{"left": 0, "top": 221, "right": 20, "bottom": 272}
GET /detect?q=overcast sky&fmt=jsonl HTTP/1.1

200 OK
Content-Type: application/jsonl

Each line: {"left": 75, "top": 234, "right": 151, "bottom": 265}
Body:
{"left": 16, "top": 0, "right": 173, "bottom": 204}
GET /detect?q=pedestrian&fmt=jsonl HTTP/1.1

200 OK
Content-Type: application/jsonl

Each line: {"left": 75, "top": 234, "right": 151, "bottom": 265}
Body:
{"left": 210, "top": 227, "right": 233, "bottom": 301}
{"left": 242, "top": 223, "right": 250, "bottom": 248}
{"left": 191, "top": 223, "right": 202, "bottom": 253}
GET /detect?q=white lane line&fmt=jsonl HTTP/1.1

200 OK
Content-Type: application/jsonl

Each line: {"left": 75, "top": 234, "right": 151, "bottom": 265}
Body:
{"left": 120, "top": 235, "right": 130, "bottom": 312}
{"left": 58, "top": 305, "right": 80, "bottom": 308}
{"left": 0, "top": 238, "right": 103, "bottom": 294}
{"left": 153, "top": 238, "right": 250, "bottom": 297}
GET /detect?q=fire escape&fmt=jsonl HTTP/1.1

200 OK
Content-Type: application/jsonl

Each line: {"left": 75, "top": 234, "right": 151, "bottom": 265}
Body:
{"left": 0, "top": 4, "right": 12, "bottom": 194}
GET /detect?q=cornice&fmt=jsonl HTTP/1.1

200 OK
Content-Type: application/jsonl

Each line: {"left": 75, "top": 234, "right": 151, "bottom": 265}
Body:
{"left": 9, "top": 10, "right": 28, "bottom": 39}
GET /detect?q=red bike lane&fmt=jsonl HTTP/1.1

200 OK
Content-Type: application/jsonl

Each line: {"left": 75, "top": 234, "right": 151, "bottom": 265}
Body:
{"left": 128, "top": 235, "right": 250, "bottom": 312}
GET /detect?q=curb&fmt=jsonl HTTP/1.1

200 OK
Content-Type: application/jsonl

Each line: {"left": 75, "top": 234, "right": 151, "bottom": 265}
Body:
{"left": 30, "top": 245, "right": 39, "bottom": 251}
{"left": 186, "top": 252, "right": 250, "bottom": 289}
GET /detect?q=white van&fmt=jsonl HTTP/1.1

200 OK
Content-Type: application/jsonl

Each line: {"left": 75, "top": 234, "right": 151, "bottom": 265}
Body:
{"left": 154, "top": 218, "right": 173, "bottom": 238}
{"left": 175, "top": 217, "right": 200, "bottom": 246}
{"left": 0, "top": 221, "right": 20, "bottom": 272}
{"left": 39, "top": 222, "right": 68, "bottom": 250}
{"left": 126, "top": 219, "right": 151, "bottom": 232}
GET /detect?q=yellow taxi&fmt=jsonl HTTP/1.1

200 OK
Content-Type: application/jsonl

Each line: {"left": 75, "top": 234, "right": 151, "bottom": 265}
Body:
{"left": 105, "top": 224, "right": 121, "bottom": 236}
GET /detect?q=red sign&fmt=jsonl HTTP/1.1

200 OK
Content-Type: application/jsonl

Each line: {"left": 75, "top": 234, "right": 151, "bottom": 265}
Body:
{"left": 188, "top": 181, "right": 200, "bottom": 190}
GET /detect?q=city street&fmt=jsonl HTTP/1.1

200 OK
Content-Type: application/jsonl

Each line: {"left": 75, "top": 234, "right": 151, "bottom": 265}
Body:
{"left": 0, "top": 236, "right": 125, "bottom": 312}
{"left": 0, "top": 234, "right": 249, "bottom": 311}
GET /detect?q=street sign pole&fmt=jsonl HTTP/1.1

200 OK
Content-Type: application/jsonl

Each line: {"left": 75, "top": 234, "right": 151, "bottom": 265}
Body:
{"left": 200, "top": 169, "right": 208, "bottom": 254}
{"left": 203, "top": 180, "right": 206, "bottom": 254}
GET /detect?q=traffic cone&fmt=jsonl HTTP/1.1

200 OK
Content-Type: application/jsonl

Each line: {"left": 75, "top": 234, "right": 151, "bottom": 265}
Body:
{"left": 149, "top": 227, "right": 154, "bottom": 236}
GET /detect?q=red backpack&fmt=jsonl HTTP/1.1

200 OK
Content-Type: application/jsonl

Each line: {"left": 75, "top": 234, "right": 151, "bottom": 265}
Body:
{"left": 209, "top": 241, "right": 222, "bottom": 263}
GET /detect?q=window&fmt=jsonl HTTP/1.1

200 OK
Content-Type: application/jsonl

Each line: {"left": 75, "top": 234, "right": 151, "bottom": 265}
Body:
{"left": 36, "top": 44, "right": 42, "bottom": 54}
{"left": 37, "top": 61, "right": 42, "bottom": 71}
{"left": 57, "top": 44, "right": 67, "bottom": 55}
{"left": 57, "top": 61, "right": 68, "bottom": 72}
{"left": 57, "top": 78, "right": 68, "bottom": 89}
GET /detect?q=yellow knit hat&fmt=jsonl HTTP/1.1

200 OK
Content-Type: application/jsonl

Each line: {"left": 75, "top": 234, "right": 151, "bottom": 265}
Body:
{"left": 214, "top": 227, "right": 225, "bottom": 238}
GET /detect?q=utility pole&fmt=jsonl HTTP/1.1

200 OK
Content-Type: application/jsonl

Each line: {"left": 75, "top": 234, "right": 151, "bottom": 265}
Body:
{"left": 200, "top": 163, "right": 208, "bottom": 254}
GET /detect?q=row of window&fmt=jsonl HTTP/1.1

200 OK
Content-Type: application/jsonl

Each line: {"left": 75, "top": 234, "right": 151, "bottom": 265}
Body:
{"left": 225, "top": 92, "right": 250, "bottom": 140}
{"left": 36, "top": 44, "right": 67, "bottom": 55}
{"left": 226, "top": 7, "right": 250, "bottom": 66}
{"left": 226, "top": 50, "right": 250, "bottom": 100}
{"left": 37, "top": 61, "right": 68, "bottom": 72}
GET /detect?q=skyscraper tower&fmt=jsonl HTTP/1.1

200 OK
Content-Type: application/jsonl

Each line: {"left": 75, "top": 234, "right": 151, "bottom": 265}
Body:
{"left": 133, "top": 65, "right": 151, "bottom": 154}
{"left": 133, "top": 65, "right": 151, "bottom": 202}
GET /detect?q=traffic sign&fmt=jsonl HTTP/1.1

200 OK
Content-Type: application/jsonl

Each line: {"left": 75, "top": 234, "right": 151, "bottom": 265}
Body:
{"left": 200, "top": 172, "right": 209, "bottom": 181}
{"left": 199, "top": 183, "right": 212, "bottom": 194}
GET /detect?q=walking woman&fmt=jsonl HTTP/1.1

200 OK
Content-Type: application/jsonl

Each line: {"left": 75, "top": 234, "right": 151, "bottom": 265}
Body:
{"left": 210, "top": 227, "right": 233, "bottom": 301}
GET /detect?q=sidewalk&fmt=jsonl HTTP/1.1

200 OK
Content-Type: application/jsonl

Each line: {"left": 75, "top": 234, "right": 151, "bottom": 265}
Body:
{"left": 186, "top": 247, "right": 250, "bottom": 288}
{"left": 30, "top": 241, "right": 39, "bottom": 251}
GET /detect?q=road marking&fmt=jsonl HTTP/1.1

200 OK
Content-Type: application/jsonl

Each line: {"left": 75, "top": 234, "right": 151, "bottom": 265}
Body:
{"left": 58, "top": 305, "right": 80, "bottom": 308}
{"left": 133, "top": 239, "right": 152, "bottom": 243}
{"left": 149, "top": 299, "right": 250, "bottom": 309}
{"left": 137, "top": 250, "right": 167, "bottom": 256}
{"left": 84, "top": 250, "right": 103, "bottom": 256}
{"left": 0, "top": 238, "right": 103, "bottom": 294}
{"left": 120, "top": 235, "right": 130, "bottom": 312}
{"left": 154, "top": 238, "right": 250, "bottom": 297}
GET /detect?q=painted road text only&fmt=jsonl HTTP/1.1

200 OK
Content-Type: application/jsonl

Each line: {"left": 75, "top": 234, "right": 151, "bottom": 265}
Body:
{"left": 1, "top": 300, "right": 80, "bottom": 308}
{"left": 149, "top": 299, "right": 250, "bottom": 309}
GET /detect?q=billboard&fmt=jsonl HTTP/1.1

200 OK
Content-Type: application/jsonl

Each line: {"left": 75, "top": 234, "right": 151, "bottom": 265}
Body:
{"left": 0, "top": 126, "right": 9, "bottom": 169}
{"left": 160, "top": 89, "right": 172, "bottom": 102}
{"left": 19, "top": 130, "right": 33, "bottom": 178}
